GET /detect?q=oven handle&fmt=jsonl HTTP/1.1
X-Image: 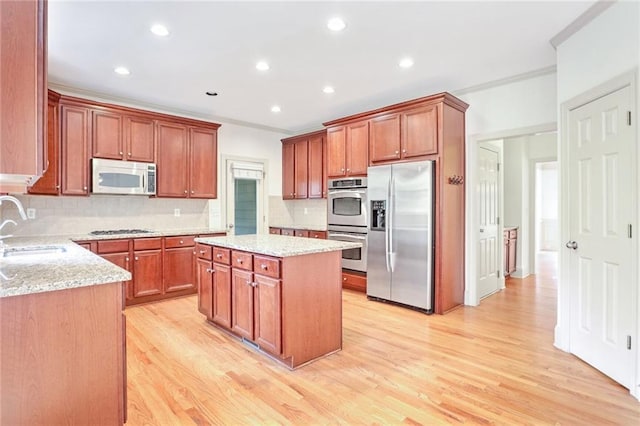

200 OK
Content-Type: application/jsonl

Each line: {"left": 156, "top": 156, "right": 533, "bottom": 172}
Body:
{"left": 327, "top": 233, "right": 367, "bottom": 241}
{"left": 327, "top": 190, "right": 366, "bottom": 196}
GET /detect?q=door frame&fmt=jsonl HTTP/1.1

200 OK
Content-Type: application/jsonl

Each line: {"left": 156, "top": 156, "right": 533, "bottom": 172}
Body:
{"left": 220, "top": 154, "right": 269, "bottom": 235}
{"left": 557, "top": 69, "right": 638, "bottom": 399}
{"left": 465, "top": 122, "right": 556, "bottom": 306}
{"left": 477, "top": 141, "right": 504, "bottom": 299}
{"left": 528, "top": 157, "right": 558, "bottom": 273}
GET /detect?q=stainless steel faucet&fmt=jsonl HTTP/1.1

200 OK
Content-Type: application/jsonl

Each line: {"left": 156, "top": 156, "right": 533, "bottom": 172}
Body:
{"left": 0, "top": 196, "right": 28, "bottom": 252}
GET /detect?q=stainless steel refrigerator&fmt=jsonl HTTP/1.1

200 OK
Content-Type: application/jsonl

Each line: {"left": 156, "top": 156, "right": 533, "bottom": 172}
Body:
{"left": 367, "top": 160, "right": 435, "bottom": 312}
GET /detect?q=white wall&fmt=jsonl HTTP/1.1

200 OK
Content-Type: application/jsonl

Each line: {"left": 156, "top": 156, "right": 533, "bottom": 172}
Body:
{"left": 555, "top": 0, "right": 640, "bottom": 399}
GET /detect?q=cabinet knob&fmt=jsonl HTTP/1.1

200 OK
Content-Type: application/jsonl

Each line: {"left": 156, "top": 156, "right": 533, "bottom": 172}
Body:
{"left": 216, "top": 253, "right": 223, "bottom": 259}
{"left": 200, "top": 250, "right": 206, "bottom": 254}
{"left": 179, "top": 240, "right": 184, "bottom": 244}
{"left": 341, "top": 168, "right": 345, "bottom": 172}
{"left": 343, "top": 277, "right": 347, "bottom": 281}
{"left": 125, "top": 257, "right": 130, "bottom": 262}
{"left": 184, "top": 190, "right": 188, "bottom": 194}
{"left": 56, "top": 185, "right": 60, "bottom": 189}
{"left": 135, "top": 256, "right": 139, "bottom": 261}
{"left": 191, "top": 190, "right": 195, "bottom": 194}
{"left": 119, "top": 151, "right": 123, "bottom": 155}
{"left": 237, "top": 258, "right": 243, "bottom": 264}
{"left": 402, "top": 149, "right": 406, "bottom": 153}
{"left": 193, "top": 251, "right": 196, "bottom": 255}
{"left": 346, "top": 168, "right": 350, "bottom": 172}
{"left": 83, "top": 186, "right": 87, "bottom": 191}
{"left": 261, "top": 264, "right": 268, "bottom": 270}
{"left": 245, "top": 280, "right": 252, "bottom": 286}
{"left": 128, "top": 152, "right": 132, "bottom": 157}
{"left": 395, "top": 150, "right": 399, "bottom": 155}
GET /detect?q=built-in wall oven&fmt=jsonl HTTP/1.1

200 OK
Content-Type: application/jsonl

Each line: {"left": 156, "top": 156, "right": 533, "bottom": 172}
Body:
{"left": 327, "top": 177, "right": 367, "bottom": 227}
{"left": 327, "top": 225, "right": 368, "bottom": 273}
{"left": 327, "top": 177, "right": 368, "bottom": 273}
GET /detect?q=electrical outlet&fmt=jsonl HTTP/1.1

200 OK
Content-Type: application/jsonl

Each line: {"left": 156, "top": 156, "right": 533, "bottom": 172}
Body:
{"left": 304, "top": 208, "right": 308, "bottom": 215}
{"left": 26, "top": 208, "right": 36, "bottom": 219}
{"left": 174, "top": 208, "right": 181, "bottom": 217}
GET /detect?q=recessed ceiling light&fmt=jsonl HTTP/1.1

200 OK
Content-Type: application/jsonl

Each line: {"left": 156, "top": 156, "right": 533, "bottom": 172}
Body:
{"left": 399, "top": 57, "right": 414, "bottom": 69}
{"left": 256, "top": 61, "right": 270, "bottom": 71}
{"left": 205, "top": 91, "right": 218, "bottom": 97}
{"left": 323, "top": 86, "right": 335, "bottom": 94}
{"left": 114, "top": 66, "right": 130, "bottom": 75}
{"left": 150, "top": 24, "right": 169, "bottom": 37}
{"left": 271, "top": 105, "right": 281, "bottom": 113}
{"left": 327, "top": 17, "right": 346, "bottom": 32}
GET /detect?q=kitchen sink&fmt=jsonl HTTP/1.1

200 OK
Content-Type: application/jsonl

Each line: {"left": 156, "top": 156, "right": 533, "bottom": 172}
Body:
{"left": 2, "top": 246, "right": 67, "bottom": 258}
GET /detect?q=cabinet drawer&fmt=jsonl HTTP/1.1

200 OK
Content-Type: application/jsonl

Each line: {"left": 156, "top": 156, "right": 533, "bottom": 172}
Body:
{"left": 231, "top": 250, "right": 253, "bottom": 270}
{"left": 134, "top": 237, "right": 162, "bottom": 251}
{"left": 213, "top": 247, "right": 230, "bottom": 265}
{"left": 342, "top": 271, "right": 366, "bottom": 292}
{"left": 509, "top": 229, "right": 517, "bottom": 239}
{"left": 165, "top": 235, "right": 195, "bottom": 248}
{"left": 294, "top": 230, "right": 309, "bottom": 238}
{"left": 280, "top": 228, "right": 294, "bottom": 236}
{"left": 309, "top": 231, "right": 327, "bottom": 239}
{"left": 253, "top": 255, "right": 280, "bottom": 279}
{"left": 269, "top": 227, "right": 281, "bottom": 235}
{"left": 196, "top": 243, "right": 212, "bottom": 260}
{"left": 97, "top": 239, "right": 130, "bottom": 254}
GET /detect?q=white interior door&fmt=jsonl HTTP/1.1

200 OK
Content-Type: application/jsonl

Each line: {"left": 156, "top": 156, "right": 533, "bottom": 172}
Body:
{"left": 477, "top": 146, "right": 500, "bottom": 299}
{"left": 225, "top": 159, "right": 265, "bottom": 236}
{"left": 567, "top": 85, "right": 635, "bottom": 388}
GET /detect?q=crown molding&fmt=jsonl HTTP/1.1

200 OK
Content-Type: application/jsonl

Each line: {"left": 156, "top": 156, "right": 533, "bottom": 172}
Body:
{"left": 452, "top": 65, "right": 557, "bottom": 97}
{"left": 550, "top": 0, "right": 616, "bottom": 49}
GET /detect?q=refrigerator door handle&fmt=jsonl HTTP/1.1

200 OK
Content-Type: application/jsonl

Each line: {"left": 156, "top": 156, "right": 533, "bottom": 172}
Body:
{"left": 385, "top": 177, "right": 391, "bottom": 273}
{"left": 389, "top": 176, "right": 395, "bottom": 273}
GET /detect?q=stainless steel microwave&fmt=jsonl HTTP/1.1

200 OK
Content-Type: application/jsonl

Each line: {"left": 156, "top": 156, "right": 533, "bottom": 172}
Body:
{"left": 92, "top": 158, "right": 156, "bottom": 195}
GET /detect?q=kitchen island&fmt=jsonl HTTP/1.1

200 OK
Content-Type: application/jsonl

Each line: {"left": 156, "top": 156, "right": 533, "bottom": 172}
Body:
{"left": 194, "top": 234, "right": 361, "bottom": 369}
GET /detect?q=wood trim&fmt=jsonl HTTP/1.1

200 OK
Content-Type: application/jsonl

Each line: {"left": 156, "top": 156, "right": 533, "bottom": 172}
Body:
{"left": 281, "top": 129, "right": 326, "bottom": 144}
{"left": 322, "top": 92, "right": 468, "bottom": 127}
{"left": 52, "top": 91, "right": 221, "bottom": 130}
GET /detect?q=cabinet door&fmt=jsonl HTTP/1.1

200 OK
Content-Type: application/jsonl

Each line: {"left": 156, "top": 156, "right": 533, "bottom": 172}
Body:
{"left": 308, "top": 135, "right": 324, "bottom": 198}
{"left": 212, "top": 263, "right": 232, "bottom": 329}
{"left": 92, "top": 109, "right": 124, "bottom": 160}
{"left": 197, "top": 257, "right": 213, "bottom": 318}
{"left": 254, "top": 275, "right": 281, "bottom": 355}
{"left": 164, "top": 247, "right": 196, "bottom": 293}
{"left": 231, "top": 268, "right": 254, "bottom": 340}
{"left": 132, "top": 250, "right": 163, "bottom": 297}
{"left": 282, "top": 142, "right": 295, "bottom": 199}
{"left": 294, "top": 230, "right": 309, "bottom": 238}
{"left": 508, "top": 236, "right": 517, "bottom": 275}
{"left": 189, "top": 127, "right": 217, "bottom": 199}
{"left": 346, "top": 120, "right": 369, "bottom": 176}
{"left": 402, "top": 105, "right": 438, "bottom": 158}
{"left": 124, "top": 115, "right": 155, "bottom": 163}
{"left": 294, "top": 140, "right": 308, "bottom": 199}
{"left": 102, "top": 252, "right": 133, "bottom": 301}
{"left": 60, "top": 104, "right": 90, "bottom": 195}
{"left": 369, "top": 114, "right": 401, "bottom": 163}
{"left": 326, "top": 126, "right": 346, "bottom": 178}
{"left": 29, "top": 94, "right": 60, "bottom": 194}
{"left": 156, "top": 121, "right": 189, "bottom": 197}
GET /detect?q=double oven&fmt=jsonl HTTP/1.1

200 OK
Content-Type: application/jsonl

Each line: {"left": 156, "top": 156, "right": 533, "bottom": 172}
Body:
{"left": 327, "top": 177, "right": 368, "bottom": 273}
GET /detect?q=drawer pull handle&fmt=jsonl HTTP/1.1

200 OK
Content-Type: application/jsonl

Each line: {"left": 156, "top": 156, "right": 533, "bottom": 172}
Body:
{"left": 261, "top": 264, "right": 268, "bottom": 270}
{"left": 343, "top": 277, "right": 347, "bottom": 281}
{"left": 179, "top": 240, "right": 183, "bottom": 244}
{"left": 199, "top": 250, "right": 206, "bottom": 254}
{"left": 216, "top": 253, "right": 223, "bottom": 259}
{"left": 237, "top": 258, "right": 243, "bottom": 264}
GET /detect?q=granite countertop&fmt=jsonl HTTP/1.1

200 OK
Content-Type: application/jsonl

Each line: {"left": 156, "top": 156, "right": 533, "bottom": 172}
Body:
{"left": 269, "top": 225, "right": 328, "bottom": 231}
{"left": 71, "top": 227, "right": 228, "bottom": 241}
{"left": 0, "top": 236, "right": 131, "bottom": 298}
{"left": 195, "top": 234, "right": 361, "bottom": 257}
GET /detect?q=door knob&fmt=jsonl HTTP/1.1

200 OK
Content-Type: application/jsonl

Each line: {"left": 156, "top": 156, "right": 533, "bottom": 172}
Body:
{"left": 565, "top": 240, "right": 578, "bottom": 250}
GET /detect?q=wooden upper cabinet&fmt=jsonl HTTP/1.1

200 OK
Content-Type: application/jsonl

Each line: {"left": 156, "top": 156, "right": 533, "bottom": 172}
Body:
{"left": 124, "top": 115, "right": 155, "bottom": 162}
{"left": 156, "top": 121, "right": 189, "bottom": 197}
{"left": 282, "top": 142, "right": 295, "bottom": 199}
{"left": 294, "top": 140, "right": 308, "bottom": 199}
{"left": 402, "top": 105, "right": 438, "bottom": 158}
{"left": 308, "top": 134, "right": 324, "bottom": 198}
{"left": 60, "top": 104, "right": 90, "bottom": 195}
{"left": 369, "top": 114, "right": 401, "bottom": 163}
{"left": 29, "top": 91, "right": 60, "bottom": 195}
{"left": 92, "top": 109, "right": 124, "bottom": 160}
{"left": 326, "top": 126, "right": 346, "bottom": 178}
{"left": 345, "top": 120, "right": 369, "bottom": 176}
{"left": 0, "top": 0, "right": 47, "bottom": 187}
{"left": 189, "top": 127, "right": 218, "bottom": 198}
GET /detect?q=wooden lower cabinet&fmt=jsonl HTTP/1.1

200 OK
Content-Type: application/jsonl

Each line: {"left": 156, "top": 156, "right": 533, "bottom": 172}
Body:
{"left": 164, "top": 246, "right": 196, "bottom": 293}
{"left": 197, "top": 257, "right": 213, "bottom": 319}
{"left": 133, "top": 249, "right": 163, "bottom": 297}
{"left": 504, "top": 228, "right": 518, "bottom": 277}
{"left": 197, "top": 245, "right": 341, "bottom": 369}
{"left": 342, "top": 270, "right": 367, "bottom": 293}
{"left": 0, "top": 283, "right": 126, "bottom": 425}
{"left": 102, "top": 252, "right": 134, "bottom": 300}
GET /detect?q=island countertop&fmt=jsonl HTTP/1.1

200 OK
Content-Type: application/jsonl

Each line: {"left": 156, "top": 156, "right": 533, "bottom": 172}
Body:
{"left": 195, "top": 234, "right": 361, "bottom": 257}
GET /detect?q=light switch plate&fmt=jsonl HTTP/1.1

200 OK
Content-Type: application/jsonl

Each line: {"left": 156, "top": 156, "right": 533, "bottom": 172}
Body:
{"left": 174, "top": 208, "right": 181, "bottom": 217}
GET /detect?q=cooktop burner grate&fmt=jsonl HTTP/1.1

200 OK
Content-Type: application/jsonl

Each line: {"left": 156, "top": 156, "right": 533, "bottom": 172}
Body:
{"left": 89, "top": 229, "right": 153, "bottom": 236}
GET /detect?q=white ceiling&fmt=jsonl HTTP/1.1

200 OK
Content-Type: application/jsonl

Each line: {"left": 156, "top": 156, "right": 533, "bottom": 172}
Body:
{"left": 48, "top": 1, "right": 594, "bottom": 134}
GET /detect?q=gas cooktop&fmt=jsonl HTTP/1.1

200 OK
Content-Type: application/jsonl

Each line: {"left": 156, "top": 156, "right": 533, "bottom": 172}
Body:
{"left": 89, "top": 229, "right": 154, "bottom": 236}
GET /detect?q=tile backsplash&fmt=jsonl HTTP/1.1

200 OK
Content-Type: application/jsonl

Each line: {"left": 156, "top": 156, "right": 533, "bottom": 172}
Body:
{"left": 268, "top": 196, "right": 327, "bottom": 230}
{"left": 0, "top": 195, "right": 210, "bottom": 236}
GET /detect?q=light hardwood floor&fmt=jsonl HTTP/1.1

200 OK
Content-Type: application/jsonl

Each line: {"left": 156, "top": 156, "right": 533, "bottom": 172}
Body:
{"left": 125, "top": 255, "right": 639, "bottom": 425}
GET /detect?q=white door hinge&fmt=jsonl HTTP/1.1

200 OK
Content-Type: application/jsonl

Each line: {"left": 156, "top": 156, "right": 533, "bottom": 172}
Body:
{"left": 497, "top": 163, "right": 500, "bottom": 172}
{"left": 628, "top": 224, "right": 632, "bottom": 239}
{"left": 628, "top": 111, "right": 632, "bottom": 126}
{"left": 627, "top": 335, "right": 632, "bottom": 350}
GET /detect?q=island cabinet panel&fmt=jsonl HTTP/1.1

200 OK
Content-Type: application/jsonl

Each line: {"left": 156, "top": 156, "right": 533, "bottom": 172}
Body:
{"left": 254, "top": 274, "right": 282, "bottom": 356}
{"left": 123, "top": 115, "right": 155, "bottom": 162}
{"left": 60, "top": 103, "right": 90, "bottom": 195}
{"left": 0, "top": 283, "right": 125, "bottom": 425}
{"left": 197, "top": 257, "right": 213, "bottom": 319}
{"left": 212, "top": 263, "right": 232, "bottom": 329}
{"left": 156, "top": 121, "right": 189, "bottom": 197}
{"left": 231, "top": 268, "right": 254, "bottom": 340}
{"left": 92, "top": 109, "right": 124, "bottom": 160}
